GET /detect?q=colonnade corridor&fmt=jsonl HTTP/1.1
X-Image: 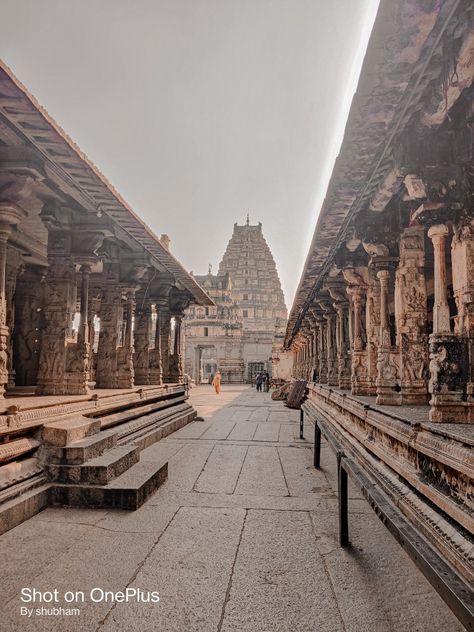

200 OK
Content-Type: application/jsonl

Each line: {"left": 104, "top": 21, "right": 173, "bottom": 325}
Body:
{"left": 0, "top": 385, "right": 462, "bottom": 632}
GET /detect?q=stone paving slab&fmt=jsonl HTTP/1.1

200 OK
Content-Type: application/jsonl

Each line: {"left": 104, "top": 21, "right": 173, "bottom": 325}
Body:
{"left": 252, "top": 421, "right": 280, "bottom": 442}
{"left": 220, "top": 509, "right": 346, "bottom": 632}
{"left": 101, "top": 506, "right": 246, "bottom": 632}
{"left": 234, "top": 445, "right": 289, "bottom": 497}
{"left": 194, "top": 444, "right": 247, "bottom": 494}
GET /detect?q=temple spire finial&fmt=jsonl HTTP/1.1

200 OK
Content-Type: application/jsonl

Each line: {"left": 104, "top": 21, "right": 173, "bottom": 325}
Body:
{"left": 208, "top": 263, "right": 212, "bottom": 275}
{"left": 246, "top": 212, "right": 250, "bottom": 226}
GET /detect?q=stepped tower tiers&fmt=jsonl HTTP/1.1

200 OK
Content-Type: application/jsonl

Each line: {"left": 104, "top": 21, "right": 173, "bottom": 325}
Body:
{"left": 218, "top": 221, "right": 287, "bottom": 331}
{"left": 184, "top": 220, "right": 288, "bottom": 383}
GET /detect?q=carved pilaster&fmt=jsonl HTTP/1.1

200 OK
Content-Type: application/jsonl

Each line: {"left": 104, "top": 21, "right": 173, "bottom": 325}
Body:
{"left": 64, "top": 263, "right": 92, "bottom": 395}
{"left": 96, "top": 266, "right": 122, "bottom": 389}
{"left": 0, "top": 206, "right": 26, "bottom": 396}
{"left": 36, "top": 257, "right": 77, "bottom": 395}
{"left": 395, "top": 226, "right": 429, "bottom": 404}
{"left": 365, "top": 268, "right": 380, "bottom": 395}
{"left": 134, "top": 296, "right": 152, "bottom": 385}
{"left": 13, "top": 267, "right": 44, "bottom": 386}
{"left": 317, "top": 314, "right": 327, "bottom": 384}
{"left": 428, "top": 224, "right": 468, "bottom": 422}
{"left": 5, "top": 246, "right": 23, "bottom": 389}
{"left": 160, "top": 305, "right": 172, "bottom": 383}
{"left": 346, "top": 285, "right": 368, "bottom": 395}
{"left": 375, "top": 268, "right": 400, "bottom": 405}
{"left": 149, "top": 302, "right": 164, "bottom": 385}
{"left": 117, "top": 289, "right": 136, "bottom": 389}
{"left": 169, "top": 314, "right": 183, "bottom": 383}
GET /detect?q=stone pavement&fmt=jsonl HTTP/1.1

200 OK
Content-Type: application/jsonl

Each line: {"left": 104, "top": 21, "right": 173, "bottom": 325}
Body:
{"left": 0, "top": 385, "right": 463, "bottom": 631}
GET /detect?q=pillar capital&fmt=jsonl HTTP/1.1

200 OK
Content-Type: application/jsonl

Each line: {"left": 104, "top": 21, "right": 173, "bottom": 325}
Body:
{"left": 428, "top": 223, "right": 449, "bottom": 241}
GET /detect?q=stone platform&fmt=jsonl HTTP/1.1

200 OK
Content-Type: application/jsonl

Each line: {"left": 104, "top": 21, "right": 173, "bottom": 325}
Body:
{"left": 0, "top": 385, "right": 463, "bottom": 631}
{"left": 0, "top": 384, "right": 197, "bottom": 533}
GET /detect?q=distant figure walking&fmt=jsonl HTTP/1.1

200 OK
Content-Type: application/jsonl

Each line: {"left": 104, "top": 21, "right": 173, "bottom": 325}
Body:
{"left": 212, "top": 371, "right": 222, "bottom": 395}
{"left": 255, "top": 372, "right": 263, "bottom": 392}
{"left": 264, "top": 371, "right": 270, "bottom": 392}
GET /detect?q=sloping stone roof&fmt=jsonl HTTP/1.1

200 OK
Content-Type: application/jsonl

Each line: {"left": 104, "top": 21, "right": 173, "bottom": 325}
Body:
{"left": 285, "top": 0, "right": 470, "bottom": 347}
{"left": 0, "top": 61, "right": 212, "bottom": 306}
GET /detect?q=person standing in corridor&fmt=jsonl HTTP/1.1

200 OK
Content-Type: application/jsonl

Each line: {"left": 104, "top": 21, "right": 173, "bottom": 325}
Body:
{"left": 212, "top": 370, "right": 222, "bottom": 395}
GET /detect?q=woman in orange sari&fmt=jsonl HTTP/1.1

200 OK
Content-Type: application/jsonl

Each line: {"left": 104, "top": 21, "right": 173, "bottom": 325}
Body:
{"left": 212, "top": 371, "right": 221, "bottom": 395}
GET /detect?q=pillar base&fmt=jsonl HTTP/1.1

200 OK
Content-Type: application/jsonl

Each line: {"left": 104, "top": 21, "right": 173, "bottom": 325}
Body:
{"left": 376, "top": 387, "right": 401, "bottom": 406}
{"left": 429, "top": 393, "right": 471, "bottom": 423}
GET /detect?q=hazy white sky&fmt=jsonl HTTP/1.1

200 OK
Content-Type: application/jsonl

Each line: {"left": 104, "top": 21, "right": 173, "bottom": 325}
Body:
{"left": 1, "top": 0, "right": 379, "bottom": 307}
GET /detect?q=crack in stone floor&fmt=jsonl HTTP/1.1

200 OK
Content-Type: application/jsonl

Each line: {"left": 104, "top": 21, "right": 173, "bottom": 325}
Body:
{"left": 0, "top": 385, "right": 464, "bottom": 631}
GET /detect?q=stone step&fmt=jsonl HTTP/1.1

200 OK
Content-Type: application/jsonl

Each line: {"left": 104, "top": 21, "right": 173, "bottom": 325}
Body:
{"left": 116, "top": 402, "right": 195, "bottom": 446}
{"left": 0, "top": 480, "right": 50, "bottom": 536}
{"left": 51, "top": 459, "right": 168, "bottom": 510}
{"left": 45, "top": 430, "right": 118, "bottom": 465}
{"left": 42, "top": 416, "right": 101, "bottom": 447}
{"left": 46, "top": 445, "right": 140, "bottom": 485}
{"left": 98, "top": 393, "right": 186, "bottom": 430}
{"left": 119, "top": 406, "right": 196, "bottom": 450}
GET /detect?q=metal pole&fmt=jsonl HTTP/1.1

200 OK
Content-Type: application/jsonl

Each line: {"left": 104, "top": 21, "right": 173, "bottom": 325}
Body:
{"left": 338, "top": 452, "right": 349, "bottom": 547}
{"left": 299, "top": 408, "right": 304, "bottom": 439}
{"left": 314, "top": 422, "right": 321, "bottom": 468}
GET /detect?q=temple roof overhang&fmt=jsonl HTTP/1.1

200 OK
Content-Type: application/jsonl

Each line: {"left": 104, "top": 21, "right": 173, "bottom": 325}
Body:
{"left": 0, "top": 61, "right": 213, "bottom": 307}
{"left": 285, "top": 0, "right": 474, "bottom": 348}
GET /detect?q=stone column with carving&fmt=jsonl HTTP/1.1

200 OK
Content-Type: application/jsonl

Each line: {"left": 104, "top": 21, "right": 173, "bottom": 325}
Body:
{"left": 13, "top": 266, "right": 44, "bottom": 386}
{"left": 169, "top": 314, "right": 184, "bottom": 383}
{"left": 328, "top": 284, "right": 351, "bottom": 390}
{"left": 160, "top": 305, "right": 172, "bottom": 383}
{"left": 346, "top": 285, "right": 368, "bottom": 395}
{"left": 134, "top": 295, "right": 152, "bottom": 385}
{"left": 452, "top": 217, "right": 474, "bottom": 422}
{"left": 316, "top": 313, "right": 327, "bottom": 384}
{"left": 0, "top": 208, "right": 25, "bottom": 396}
{"left": 395, "top": 226, "right": 429, "bottom": 404}
{"left": 96, "top": 266, "right": 122, "bottom": 389}
{"left": 5, "top": 246, "right": 23, "bottom": 390}
{"left": 336, "top": 303, "right": 351, "bottom": 390}
{"left": 365, "top": 268, "right": 380, "bottom": 395}
{"left": 149, "top": 301, "right": 164, "bottom": 384}
{"left": 375, "top": 268, "right": 399, "bottom": 405}
{"left": 322, "top": 305, "right": 338, "bottom": 386}
{"left": 117, "top": 288, "right": 136, "bottom": 388}
{"left": 36, "top": 256, "right": 77, "bottom": 395}
{"left": 64, "top": 263, "right": 92, "bottom": 395}
{"left": 428, "top": 224, "right": 468, "bottom": 422}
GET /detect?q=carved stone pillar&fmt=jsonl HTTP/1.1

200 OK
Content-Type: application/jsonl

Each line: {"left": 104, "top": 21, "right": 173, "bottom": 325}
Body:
{"left": 428, "top": 224, "right": 467, "bottom": 422}
{"left": 160, "top": 305, "right": 172, "bottom": 383}
{"left": 13, "top": 267, "right": 44, "bottom": 386}
{"left": 452, "top": 218, "right": 474, "bottom": 422}
{"left": 312, "top": 321, "right": 320, "bottom": 382}
{"left": 96, "top": 269, "right": 122, "bottom": 389}
{"left": 335, "top": 302, "right": 351, "bottom": 390}
{"left": 87, "top": 291, "right": 101, "bottom": 385}
{"left": 64, "top": 263, "right": 91, "bottom": 395}
{"left": 134, "top": 296, "right": 152, "bottom": 385}
{"left": 117, "top": 289, "right": 136, "bottom": 388}
{"left": 375, "top": 269, "right": 399, "bottom": 405}
{"left": 322, "top": 307, "right": 338, "bottom": 386}
{"left": 395, "top": 226, "right": 429, "bottom": 404}
{"left": 6, "top": 246, "right": 23, "bottom": 389}
{"left": 0, "top": 208, "right": 25, "bottom": 396}
{"left": 365, "top": 269, "right": 380, "bottom": 395}
{"left": 149, "top": 302, "right": 164, "bottom": 385}
{"left": 169, "top": 314, "right": 184, "bottom": 383}
{"left": 36, "top": 257, "right": 77, "bottom": 395}
{"left": 317, "top": 314, "right": 327, "bottom": 383}
{"left": 347, "top": 286, "right": 368, "bottom": 395}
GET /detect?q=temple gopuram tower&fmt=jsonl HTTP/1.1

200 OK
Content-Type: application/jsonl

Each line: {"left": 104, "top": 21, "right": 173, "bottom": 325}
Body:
{"left": 219, "top": 218, "right": 287, "bottom": 381}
